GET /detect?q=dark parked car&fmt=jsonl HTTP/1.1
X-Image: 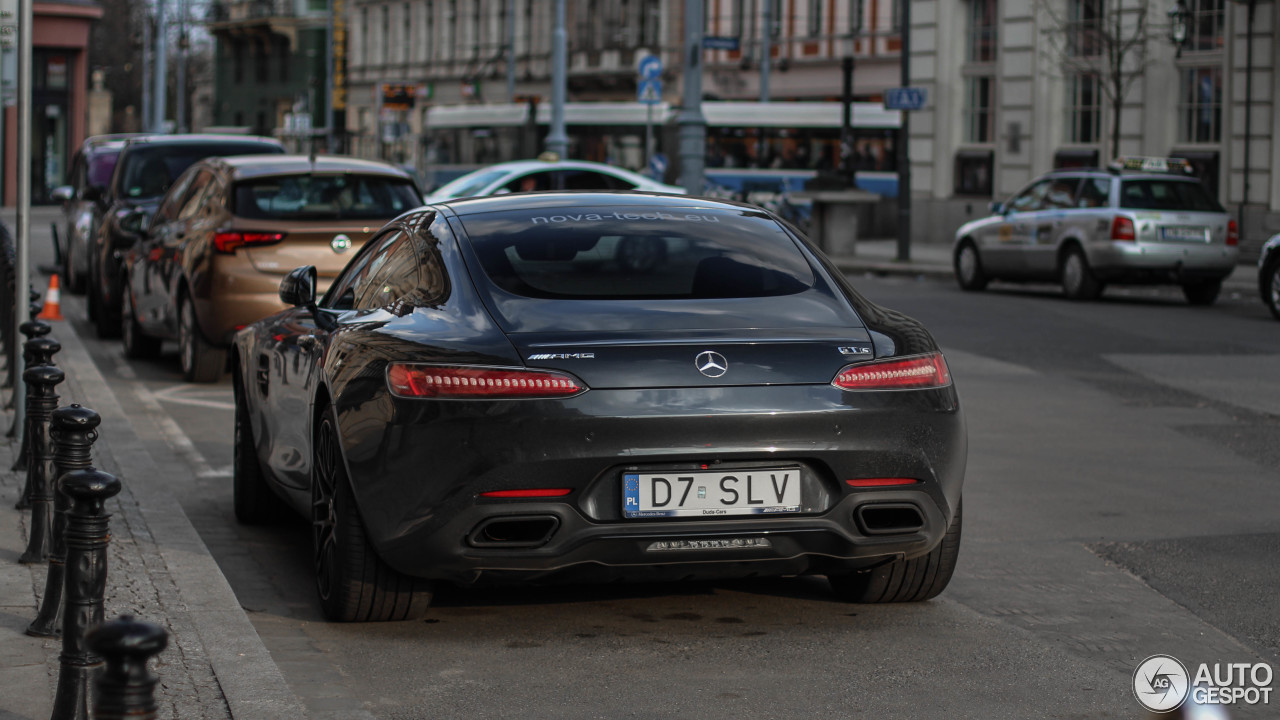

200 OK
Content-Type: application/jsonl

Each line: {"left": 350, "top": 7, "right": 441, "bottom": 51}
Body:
{"left": 122, "top": 154, "right": 421, "bottom": 381}
{"left": 87, "top": 134, "right": 285, "bottom": 337}
{"left": 1261, "top": 234, "right": 1280, "bottom": 320}
{"left": 50, "top": 135, "right": 143, "bottom": 294}
{"left": 233, "top": 192, "right": 967, "bottom": 622}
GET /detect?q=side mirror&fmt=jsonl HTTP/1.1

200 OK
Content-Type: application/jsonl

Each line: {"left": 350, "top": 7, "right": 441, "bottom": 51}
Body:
{"left": 279, "top": 265, "right": 317, "bottom": 308}
{"left": 989, "top": 200, "right": 1005, "bottom": 215}
{"left": 51, "top": 186, "right": 75, "bottom": 203}
{"left": 118, "top": 207, "right": 151, "bottom": 237}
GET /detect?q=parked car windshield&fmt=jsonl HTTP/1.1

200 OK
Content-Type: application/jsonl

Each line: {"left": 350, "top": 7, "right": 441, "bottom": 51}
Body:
{"left": 118, "top": 143, "right": 283, "bottom": 200}
{"left": 87, "top": 150, "right": 121, "bottom": 190}
{"left": 430, "top": 169, "right": 511, "bottom": 199}
{"left": 1119, "top": 179, "right": 1224, "bottom": 212}
{"left": 458, "top": 207, "right": 815, "bottom": 300}
{"left": 232, "top": 174, "right": 422, "bottom": 220}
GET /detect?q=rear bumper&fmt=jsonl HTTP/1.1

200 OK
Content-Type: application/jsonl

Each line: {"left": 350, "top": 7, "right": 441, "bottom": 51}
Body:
{"left": 336, "top": 383, "right": 967, "bottom": 586}
{"left": 1090, "top": 241, "right": 1238, "bottom": 283}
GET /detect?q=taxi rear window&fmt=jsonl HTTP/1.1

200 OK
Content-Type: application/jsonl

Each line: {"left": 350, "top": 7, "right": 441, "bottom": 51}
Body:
{"left": 1119, "top": 180, "right": 1224, "bottom": 212}
{"left": 457, "top": 207, "right": 815, "bottom": 300}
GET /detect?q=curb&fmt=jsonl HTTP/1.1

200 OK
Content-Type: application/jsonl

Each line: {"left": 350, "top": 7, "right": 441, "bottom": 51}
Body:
{"left": 32, "top": 311, "right": 308, "bottom": 719}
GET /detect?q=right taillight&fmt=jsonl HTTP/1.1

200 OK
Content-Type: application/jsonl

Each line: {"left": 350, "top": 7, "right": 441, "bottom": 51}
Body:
{"left": 387, "top": 364, "right": 588, "bottom": 399}
{"left": 1110, "top": 216, "right": 1136, "bottom": 241}
{"left": 1227, "top": 220, "right": 1239, "bottom": 246}
{"left": 213, "top": 231, "right": 286, "bottom": 254}
{"left": 832, "top": 352, "right": 952, "bottom": 391}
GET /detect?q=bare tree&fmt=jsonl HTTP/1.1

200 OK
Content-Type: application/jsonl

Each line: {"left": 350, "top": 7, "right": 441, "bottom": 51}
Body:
{"left": 1036, "top": 0, "right": 1156, "bottom": 159}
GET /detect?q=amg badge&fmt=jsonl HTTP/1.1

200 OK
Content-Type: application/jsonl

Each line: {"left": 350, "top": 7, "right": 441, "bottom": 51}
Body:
{"left": 527, "top": 352, "right": 595, "bottom": 360}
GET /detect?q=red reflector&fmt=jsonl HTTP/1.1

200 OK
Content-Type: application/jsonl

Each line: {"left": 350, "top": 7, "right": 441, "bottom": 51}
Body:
{"left": 479, "top": 488, "right": 573, "bottom": 498}
{"left": 213, "top": 231, "right": 286, "bottom": 254}
{"left": 1110, "top": 216, "right": 1136, "bottom": 241}
{"left": 845, "top": 478, "right": 919, "bottom": 487}
{"left": 1227, "top": 219, "right": 1239, "bottom": 246}
{"left": 387, "top": 364, "right": 587, "bottom": 399}
{"left": 832, "top": 352, "right": 951, "bottom": 391}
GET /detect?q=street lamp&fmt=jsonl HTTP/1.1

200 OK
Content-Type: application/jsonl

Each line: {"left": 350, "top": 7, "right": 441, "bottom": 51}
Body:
{"left": 1167, "top": 0, "right": 1189, "bottom": 57}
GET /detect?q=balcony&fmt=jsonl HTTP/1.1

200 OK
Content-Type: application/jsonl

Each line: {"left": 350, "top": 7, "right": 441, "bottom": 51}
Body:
{"left": 206, "top": 0, "right": 327, "bottom": 27}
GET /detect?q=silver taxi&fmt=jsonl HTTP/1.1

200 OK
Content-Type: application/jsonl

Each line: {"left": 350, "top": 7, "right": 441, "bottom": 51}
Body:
{"left": 953, "top": 157, "right": 1238, "bottom": 305}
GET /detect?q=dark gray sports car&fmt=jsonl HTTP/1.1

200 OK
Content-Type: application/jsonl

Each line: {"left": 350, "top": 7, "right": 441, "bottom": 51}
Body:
{"left": 232, "top": 192, "right": 967, "bottom": 622}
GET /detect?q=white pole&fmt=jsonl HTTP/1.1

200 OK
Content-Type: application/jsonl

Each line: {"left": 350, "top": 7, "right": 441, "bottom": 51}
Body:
{"left": 13, "top": 0, "right": 32, "bottom": 435}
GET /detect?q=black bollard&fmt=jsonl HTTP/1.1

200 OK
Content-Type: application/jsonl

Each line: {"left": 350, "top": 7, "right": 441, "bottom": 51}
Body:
{"left": 8, "top": 316, "right": 52, "bottom": 452}
{"left": 28, "top": 405, "right": 100, "bottom": 637}
{"left": 87, "top": 616, "right": 168, "bottom": 720}
{"left": 50, "top": 467, "right": 121, "bottom": 720}
{"left": 16, "top": 364, "right": 64, "bottom": 564}
{"left": 15, "top": 332, "right": 62, "bottom": 507}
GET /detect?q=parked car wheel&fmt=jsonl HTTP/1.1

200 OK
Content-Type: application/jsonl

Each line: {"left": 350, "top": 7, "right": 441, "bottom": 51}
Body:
{"left": 121, "top": 285, "right": 162, "bottom": 360}
{"left": 179, "top": 295, "right": 224, "bottom": 383}
{"left": 829, "top": 500, "right": 962, "bottom": 603}
{"left": 92, "top": 283, "right": 120, "bottom": 338}
{"left": 61, "top": 244, "right": 84, "bottom": 295}
{"left": 233, "top": 369, "right": 285, "bottom": 525}
{"left": 1182, "top": 279, "right": 1222, "bottom": 307}
{"left": 1260, "top": 253, "right": 1280, "bottom": 321}
{"left": 1061, "top": 247, "right": 1104, "bottom": 300}
{"left": 954, "top": 241, "right": 989, "bottom": 291}
{"left": 312, "top": 407, "right": 432, "bottom": 622}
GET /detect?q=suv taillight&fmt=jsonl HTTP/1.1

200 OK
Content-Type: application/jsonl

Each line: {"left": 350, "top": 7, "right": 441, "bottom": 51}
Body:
{"left": 832, "top": 353, "right": 952, "bottom": 391}
{"left": 387, "top": 364, "right": 588, "bottom": 399}
{"left": 213, "top": 231, "right": 286, "bottom": 254}
{"left": 1110, "top": 216, "right": 1136, "bottom": 242}
{"left": 1227, "top": 220, "right": 1239, "bottom": 246}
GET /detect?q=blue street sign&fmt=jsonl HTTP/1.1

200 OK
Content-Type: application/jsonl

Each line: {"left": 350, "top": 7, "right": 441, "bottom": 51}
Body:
{"left": 649, "top": 153, "right": 668, "bottom": 178}
{"left": 884, "top": 87, "right": 928, "bottom": 111}
{"left": 638, "top": 79, "right": 662, "bottom": 105}
{"left": 702, "top": 36, "right": 740, "bottom": 51}
{"left": 637, "top": 54, "right": 662, "bottom": 81}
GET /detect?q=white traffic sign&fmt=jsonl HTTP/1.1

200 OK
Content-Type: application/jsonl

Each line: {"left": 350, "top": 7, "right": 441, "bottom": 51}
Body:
{"left": 638, "top": 79, "right": 662, "bottom": 105}
{"left": 637, "top": 54, "right": 662, "bottom": 81}
{"left": 885, "top": 87, "right": 928, "bottom": 111}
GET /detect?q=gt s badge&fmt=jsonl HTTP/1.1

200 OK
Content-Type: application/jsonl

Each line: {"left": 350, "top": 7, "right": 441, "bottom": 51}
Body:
{"left": 838, "top": 346, "right": 872, "bottom": 355}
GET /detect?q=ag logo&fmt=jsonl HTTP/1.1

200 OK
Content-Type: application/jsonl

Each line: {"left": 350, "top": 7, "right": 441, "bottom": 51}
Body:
{"left": 695, "top": 351, "right": 728, "bottom": 378}
{"left": 1133, "top": 655, "right": 1190, "bottom": 713}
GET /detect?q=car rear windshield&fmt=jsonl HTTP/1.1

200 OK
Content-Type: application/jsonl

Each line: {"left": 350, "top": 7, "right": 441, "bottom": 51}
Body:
{"left": 232, "top": 174, "right": 422, "bottom": 220}
{"left": 458, "top": 207, "right": 816, "bottom": 300}
{"left": 118, "top": 143, "right": 283, "bottom": 200}
{"left": 1119, "top": 179, "right": 1224, "bottom": 212}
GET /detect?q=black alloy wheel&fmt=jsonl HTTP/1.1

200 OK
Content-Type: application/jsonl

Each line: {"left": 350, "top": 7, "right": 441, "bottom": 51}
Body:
{"left": 1060, "top": 246, "right": 1104, "bottom": 301}
{"left": 121, "top": 284, "right": 162, "bottom": 359}
{"left": 233, "top": 370, "right": 284, "bottom": 525}
{"left": 312, "top": 408, "right": 431, "bottom": 622}
{"left": 954, "top": 241, "right": 989, "bottom": 291}
{"left": 829, "top": 499, "right": 963, "bottom": 603}
{"left": 1181, "top": 279, "right": 1222, "bottom": 307}
{"left": 179, "top": 295, "right": 224, "bottom": 383}
{"left": 1263, "top": 253, "right": 1280, "bottom": 321}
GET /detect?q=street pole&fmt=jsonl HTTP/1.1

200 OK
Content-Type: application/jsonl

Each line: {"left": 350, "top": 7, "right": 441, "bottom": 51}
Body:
{"left": 645, "top": 103, "right": 654, "bottom": 171}
{"left": 757, "top": 0, "right": 771, "bottom": 166}
{"left": 506, "top": 0, "right": 516, "bottom": 102}
{"left": 896, "top": 0, "right": 911, "bottom": 261}
{"left": 175, "top": 0, "right": 187, "bottom": 132}
{"left": 544, "top": 0, "right": 568, "bottom": 158}
{"left": 13, "top": 0, "right": 32, "bottom": 439}
{"left": 153, "top": 0, "right": 167, "bottom": 133}
{"left": 678, "top": 0, "right": 705, "bottom": 195}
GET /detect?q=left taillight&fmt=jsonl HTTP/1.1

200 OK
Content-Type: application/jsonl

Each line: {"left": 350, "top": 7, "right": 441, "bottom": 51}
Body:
{"left": 1227, "top": 220, "right": 1239, "bottom": 247}
{"left": 387, "top": 364, "right": 588, "bottom": 399}
{"left": 213, "top": 231, "right": 286, "bottom": 254}
{"left": 832, "top": 352, "right": 952, "bottom": 391}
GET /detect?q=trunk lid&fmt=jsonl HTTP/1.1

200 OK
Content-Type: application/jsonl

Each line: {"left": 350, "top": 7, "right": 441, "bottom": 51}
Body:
{"left": 238, "top": 222, "right": 380, "bottom": 278}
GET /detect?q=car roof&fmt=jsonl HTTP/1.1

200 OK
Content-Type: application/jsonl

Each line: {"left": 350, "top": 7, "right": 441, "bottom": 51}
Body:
{"left": 121, "top": 133, "right": 283, "bottom": 148}
{"left": 436, "top": 191, "right": 756, "bottom": 217}
{"left": 1041, "top": 167, "right": 1202, "bottom": 181}
{"left": 206, "top": 154, "right": 414, "bottom": 181}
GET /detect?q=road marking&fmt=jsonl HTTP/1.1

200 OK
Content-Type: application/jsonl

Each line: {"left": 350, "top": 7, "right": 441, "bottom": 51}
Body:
{"left": 153, "top": 383, "right": 235, "bottom": 411}
{"left": 133, "top": 383, "right": 232, "bottom": 478}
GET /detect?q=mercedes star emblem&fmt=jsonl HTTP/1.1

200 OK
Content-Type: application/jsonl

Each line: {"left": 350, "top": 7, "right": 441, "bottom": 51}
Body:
{"left": 331, "top": 234, "right": 352, "bottom": 254}
{"left": 695, "top": 351, "right": 728, "bottom": 378}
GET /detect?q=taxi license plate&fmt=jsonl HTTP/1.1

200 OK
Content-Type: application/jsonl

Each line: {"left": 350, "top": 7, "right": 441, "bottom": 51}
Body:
{"left": 1161, "top": 226, "right": 1207, "bottom": 242}
{"left": 622, "top": 468, "right": 802, "bottom": 518}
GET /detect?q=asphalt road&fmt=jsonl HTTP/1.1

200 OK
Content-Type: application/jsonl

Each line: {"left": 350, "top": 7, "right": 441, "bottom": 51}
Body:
{"left": 22, "top": 205, "right": 1280, "bottom": 718}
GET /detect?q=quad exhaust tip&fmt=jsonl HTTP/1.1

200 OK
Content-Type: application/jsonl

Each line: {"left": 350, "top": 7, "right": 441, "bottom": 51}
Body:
{"left": 856, "top": 503, "right": 925, "bottom": 536}
{"left": 468, "top": 515, "right": 560, "bottom": 548}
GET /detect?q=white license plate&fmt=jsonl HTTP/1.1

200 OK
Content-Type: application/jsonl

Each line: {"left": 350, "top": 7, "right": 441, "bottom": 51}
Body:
{"left": 1160, "top": 226, "right": 1207, "bottom": 242}
{"left": 622, "top": 468, "right": 802, "bottom": 518}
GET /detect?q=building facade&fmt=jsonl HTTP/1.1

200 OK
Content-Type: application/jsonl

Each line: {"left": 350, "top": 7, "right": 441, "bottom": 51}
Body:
{"left": 910, "top": 0, "right": 1279, "bottom": 256}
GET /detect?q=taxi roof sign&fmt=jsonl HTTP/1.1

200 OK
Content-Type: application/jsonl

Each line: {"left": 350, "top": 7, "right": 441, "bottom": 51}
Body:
{"left": 1110, "top": 156, "right": 1193, "bottom": 174}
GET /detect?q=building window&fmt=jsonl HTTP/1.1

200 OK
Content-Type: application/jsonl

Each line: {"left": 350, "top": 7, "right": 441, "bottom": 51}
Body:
{"left": 277, "top": 37, "right": 289, "bottom": 82}
{"left": 361, "top": 7, "right": 369, "bottom": 66}
{"left": 382, "top": 5, "right": 390, "bottom": 65}
{"left": 255, "top": 39, "right": 268, "bottom": 83}
{"left": 967, "top": 0, "right": 997, "bottom": 63}
{"left": 1179, "top": 66, "right": 1222, "bottom": 142}
{"left": 232, "top": 39, "right": 244, "bottom": 82}
{"left": 1065, "top": 72, "right": 1100, "bottom": 143}
{"left": 963, "top": 76, "right": 994, "bottom": 143}
{"left": 1186, "top": 0, "right": 1225, "bottom": 53}
{"left": 473, "top": 0, "right": 483, "bottom": 58}
{"left": 889, "top": 0, "right": 901, "bottom": 33}
{"left": 1066, "top": 0, "right": 1102, "bottom": 57}
{"left": 849, "top": 0, "right": 865, "bottom": 35}
{"left": 639, "top": 0, "right": 660, "bottom": 48}
{"left": 403, "top": 3, "right": 412, "bottom": 63}
{"left": 807, "top": 0, "right": 822, "bottom": 37}
{"left": 732, "top": 0, "right": 746, "bottom": 37}
{"left": 448, "top": 0, "right": 458, "bottom": 61}
{"left": 955, "top": 150, "right": 994, "bottom": 196}
{"left": 425, "top": 1, "right": 434, "bottom": 63}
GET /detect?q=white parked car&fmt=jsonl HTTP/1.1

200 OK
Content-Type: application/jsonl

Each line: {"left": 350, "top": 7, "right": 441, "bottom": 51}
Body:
{"left": 424, "top": 158, "right": 685, "bottom": 202}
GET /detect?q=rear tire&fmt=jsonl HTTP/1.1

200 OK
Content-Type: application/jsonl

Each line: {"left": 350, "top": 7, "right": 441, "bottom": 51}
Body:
{"left": 179, "top": 295, "right": 224, "bottom": 383}
{"left": 1263, "top": 253, "right": 1280, "bottom": 321}
{"left": 1181, "top": 279, "right": 1222, "bottom": 306}
{"left": 121, "top": 285, "right": 163, "bottom": 360}
{"left": 829, "top": 500, "right": 962, "bottom": 603}
{"left": 93, "top": 282, "right": 121, "bottom": 338}
{"left": 312, "top": 408, "right": 432, "bottom": 622}
{"left": 1060, "top": 246, "right": 1104, "bottom": 300}
{"left": 954, "top": 241, "right": 989, "bottom": 291}
{"left": 233, "top": 369, "right": 285, "bottom": 525}
{"left": 62, "top": 244, "right": 84, "bottom": 295}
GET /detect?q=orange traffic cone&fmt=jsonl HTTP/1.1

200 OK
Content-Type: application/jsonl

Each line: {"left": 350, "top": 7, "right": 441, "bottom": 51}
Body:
{"left": 37, "top": 274, "right": 64, "bottom": 321}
